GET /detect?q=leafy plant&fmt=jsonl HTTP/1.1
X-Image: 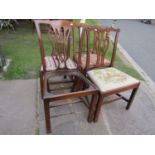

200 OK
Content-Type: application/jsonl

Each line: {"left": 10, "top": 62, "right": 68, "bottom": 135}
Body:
{"left": 0, "top": 19, "right": 18, "bottom": 31}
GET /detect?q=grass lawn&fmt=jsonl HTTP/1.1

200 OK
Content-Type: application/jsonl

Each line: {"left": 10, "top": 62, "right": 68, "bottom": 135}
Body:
{"left": 0, "top": 22, "right": 40, "bottom": 79}
{"left": 0, "top": 19, "right": 142, "bottom": 80}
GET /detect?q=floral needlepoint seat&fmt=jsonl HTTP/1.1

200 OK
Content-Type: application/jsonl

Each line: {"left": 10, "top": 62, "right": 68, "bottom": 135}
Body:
{"left": 87, "top": 67, "right": 140, "bottom": 122}
{"left": 87, "top": 67, "right": 139, "bottom": 93}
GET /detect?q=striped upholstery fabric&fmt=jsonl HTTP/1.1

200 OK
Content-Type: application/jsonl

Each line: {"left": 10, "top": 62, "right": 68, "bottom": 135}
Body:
{"left": 74, "top": 52, "right": 110, "bottom": 69}
{"left": 43, "top": 56, "right": 77, "bottom": 71}
{"left": 87, "top": 67, "right": 139, "bottom": 93}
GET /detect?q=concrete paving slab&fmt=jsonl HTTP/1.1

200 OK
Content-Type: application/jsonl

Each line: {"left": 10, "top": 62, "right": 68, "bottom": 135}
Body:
{"left": 97, "top": 82, "right": 155, "bottom": 135}
{"left": 38, "top": 96, "right": 109, "bottom": 135}
{"left": 0, "top": 79, "right": 155, "bottom": 135}
{"left": 0, "top": 79, "right": 37, "bottom": 135}
{"left": 0, "top": 60, "right": 154, "bottom": 135}
{"left": 38, "top": 81, "right": 155, "bottom": 135}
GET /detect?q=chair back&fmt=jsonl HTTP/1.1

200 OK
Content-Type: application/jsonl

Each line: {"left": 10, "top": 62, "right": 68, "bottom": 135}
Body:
{"left": 81, "top": 25, "right": 120, "bottom": 70}
{"left": 34, "top": 20, "right": 72, "bottom": 71}
{"left": 71, "top": 22, "right": 87, "bottom": 64}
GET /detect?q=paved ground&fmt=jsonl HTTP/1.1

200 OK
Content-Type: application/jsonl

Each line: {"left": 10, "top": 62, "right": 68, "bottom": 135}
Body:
{"left": 0, "top": 78, "right": 155, "bottom": 134}
{"left": 0, "top": 79, "right": 37, "bottom": 134}
{"left": 99, "top": 19, "right": 155, "bottom": 83}
{"left": 38, "top": 81, "right": 155, "bottom": 135}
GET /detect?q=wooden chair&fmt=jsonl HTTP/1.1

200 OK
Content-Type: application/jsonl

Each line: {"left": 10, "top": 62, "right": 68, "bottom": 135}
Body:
{"left": 34, "top": 20, "right": 98, "bottom": 133}
{"left": 72, "top": 23, "right": 120, "bottom": 73}
{"left": 82, "top": 26, "right": 140, "bottom": 122}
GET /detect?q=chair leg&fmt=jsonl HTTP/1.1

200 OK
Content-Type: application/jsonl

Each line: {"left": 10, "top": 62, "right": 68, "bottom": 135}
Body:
{"left": 72, "top": 77, "right": 81, "bottom": 91}
{"left": 94, "top": 94, "right": 104, "bottom": 123}
{"left": 71, "top": 76, "right": 76, "bottom": 92}
{"left": 88, "top": 94, "right": 98, "bottom": 123}
{"left": 126, "top": 86, "right": 139, "bottom": 110}
{"left": 40, "top": 71, "right": 44, "bottom": 99}
{"left": 76, "top": 78, "right": 81, "bottom": 91}
{"left": 44, "top": 100, "right": 51, "bottom": 134}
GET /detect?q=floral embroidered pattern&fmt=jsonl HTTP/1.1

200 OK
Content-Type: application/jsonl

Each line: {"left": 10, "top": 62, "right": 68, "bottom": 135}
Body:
{"left": 93, "top": 68, "right": 128, "bottom": 83}
{"left": 87, "top": 67, "right": 139, "bottom": 92}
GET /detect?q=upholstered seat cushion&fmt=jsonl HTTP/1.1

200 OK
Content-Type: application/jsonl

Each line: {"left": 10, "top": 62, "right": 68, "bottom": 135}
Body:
{"left": 43, "top": 56, "right": 77, "bottom": 71}
{"left": 74, "top": 52, "right": 110, "bottom": 69}
{"left": 87, "top": 67, "right": 139, "bottom": 93}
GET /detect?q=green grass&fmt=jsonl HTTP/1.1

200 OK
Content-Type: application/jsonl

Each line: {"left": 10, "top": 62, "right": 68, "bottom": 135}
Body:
{"left": 73, "top": 19, "right": 99, "bottom": 25}
{"left": 85, "top": 19, "right": 99, "bottom": 25}
{"left": 0, "top": 23, "right": 41, "bottom": 79}
{"left": 0, "top": 22, "right": 53, "bottom": 79}
{"left": 0, "top": 20, "right": 142, "bottom": 80}
{"left": 35, "top": 128, "right": 40, "bottom": 135}
{"left": 114, "top": 56, "right": 143, "bottom": 80}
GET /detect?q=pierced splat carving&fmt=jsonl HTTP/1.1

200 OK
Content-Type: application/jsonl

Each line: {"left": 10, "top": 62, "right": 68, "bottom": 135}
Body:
{"left": 47, "top": 23, "right": 71, "bottom": 69}
{"left": 81, "top": 26, "right": 110, "bottom": 69}
{"left": 93, "top": 28, "right": 110, "bottom": 65}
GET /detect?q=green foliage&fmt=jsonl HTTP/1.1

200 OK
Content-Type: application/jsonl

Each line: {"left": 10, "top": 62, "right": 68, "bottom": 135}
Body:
{"left": 0, "top": 19, "right": 18, "bottom": 31}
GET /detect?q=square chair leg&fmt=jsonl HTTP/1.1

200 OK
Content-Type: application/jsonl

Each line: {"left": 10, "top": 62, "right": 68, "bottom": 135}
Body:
{"left": 44, "top": 100, "right": 51, "bottom": 134}
{"left": 126, "top": 86, "right": 139, "bottom": 110}
{"left": 88, "top": 94, "right": 98, "bottom": 123}
{"left": 94, "top": 94, "right": 104, "bottom": 123}
{"left": 94, "top": 84, "right": 140, "bottom": 123}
